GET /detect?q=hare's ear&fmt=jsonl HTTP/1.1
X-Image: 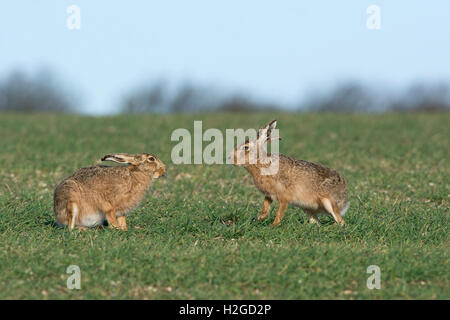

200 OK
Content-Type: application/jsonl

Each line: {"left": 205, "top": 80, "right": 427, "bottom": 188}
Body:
{"left": 101, "top": 153, "right": 138, "bottom": 165}
{"left": 257, "top": 120, "right": 280, "bottom": 144}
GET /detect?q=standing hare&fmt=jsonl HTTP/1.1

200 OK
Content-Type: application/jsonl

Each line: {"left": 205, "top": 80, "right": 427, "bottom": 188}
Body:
{"left": 228, "top": 120, "right": 349, "bottom": 226}
{"left": 54, "top": 153, "right": 166, "bottom": 231}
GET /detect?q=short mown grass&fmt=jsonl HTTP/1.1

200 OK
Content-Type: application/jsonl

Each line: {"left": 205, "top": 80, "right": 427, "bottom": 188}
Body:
{"left": 0, "top": 112, "right": 448, "bottom": 299}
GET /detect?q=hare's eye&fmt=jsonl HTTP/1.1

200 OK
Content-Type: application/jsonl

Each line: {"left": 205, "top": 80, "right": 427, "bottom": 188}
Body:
{"left": 149, "top": 157, "right": 155, "bottom": 161}
{"left": 243, "top": 145, "right": 249, "bottom": 151}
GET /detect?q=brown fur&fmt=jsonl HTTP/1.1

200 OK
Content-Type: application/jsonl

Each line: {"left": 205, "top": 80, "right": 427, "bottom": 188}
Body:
{"left": 54, "top": 153, "right": 166, "bottom": 230}
{"left": 230, "top": 120, "right": 348, "bottom": 226}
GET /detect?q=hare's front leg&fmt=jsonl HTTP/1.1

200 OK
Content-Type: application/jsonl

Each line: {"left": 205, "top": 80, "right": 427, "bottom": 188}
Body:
{"left": 117, "top": 216, "right": 127, "bottom": 231}
{"left": 258, "top": 196, "right": 272, "bottom": 221}
{"left": 272, "top": 201, "right": 288, "bottom": 226}
{"left": 105, "top": 210, "right": 119, "bottom": 229}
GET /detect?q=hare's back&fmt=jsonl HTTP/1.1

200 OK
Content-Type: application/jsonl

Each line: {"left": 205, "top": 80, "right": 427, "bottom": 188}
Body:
{"left": 281, "top": 155, "right": 346, "bottom": 189}
{"left": 67, "top": 166, "right": 130, "bottom": 185}
{"left": 55, "top": 166, "right": 130, "bottom": 198}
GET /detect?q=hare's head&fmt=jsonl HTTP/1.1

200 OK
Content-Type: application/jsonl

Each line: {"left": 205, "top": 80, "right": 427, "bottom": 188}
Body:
{"left": 101, "top": 153, "right": 166, "bottom": 178}
{"left": 228, "top": 120, "right": 281, "bottom": 167}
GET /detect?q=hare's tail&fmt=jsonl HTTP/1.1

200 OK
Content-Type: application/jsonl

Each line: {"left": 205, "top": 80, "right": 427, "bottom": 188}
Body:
{"left": 341, "top": 201, "right": 350, "bottom": 216}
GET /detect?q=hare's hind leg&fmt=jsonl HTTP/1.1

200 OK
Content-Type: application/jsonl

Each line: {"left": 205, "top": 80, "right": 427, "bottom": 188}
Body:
{"left": 321, "top": 198, "right": 344, "bottom": 226}
{"left": 67, "top": 202, "right": 79, "bottom": 231}
{"left": 258, "top": 196, "right": 272, "bottom": 221}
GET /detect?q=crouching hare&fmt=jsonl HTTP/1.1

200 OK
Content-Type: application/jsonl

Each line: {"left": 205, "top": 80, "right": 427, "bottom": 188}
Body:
{"left": 54, "top": 153, "right": 166, "bottom": 231}
{"left": 228, "top": 120, "right": 349, "bottom": 226}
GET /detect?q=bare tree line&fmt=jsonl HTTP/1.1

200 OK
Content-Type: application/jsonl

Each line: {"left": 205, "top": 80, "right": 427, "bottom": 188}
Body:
{"left": 0, "top": 69, "right": 77, "bottom": 113}
{"left": 120, "top": 81, "right": 279, "bottom": 114}
{"left": 303, "top": 81, "right": 450, "bottom": 113}
{"left": 0, "top": 69, "right": 449, "bottom": 114}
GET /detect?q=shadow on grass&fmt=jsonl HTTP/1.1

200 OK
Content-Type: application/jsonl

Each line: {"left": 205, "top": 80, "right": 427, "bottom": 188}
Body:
{"left": 44, "top": 219, "right": 109, "bottom": 229}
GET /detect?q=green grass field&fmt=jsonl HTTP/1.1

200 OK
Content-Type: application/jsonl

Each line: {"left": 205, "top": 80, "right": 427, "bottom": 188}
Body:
{"left": 0, "top": 113, "right": 448, "bottom": 299}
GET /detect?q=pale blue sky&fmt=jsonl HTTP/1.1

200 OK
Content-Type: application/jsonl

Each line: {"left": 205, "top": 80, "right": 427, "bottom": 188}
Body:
{"left": 1, "top": 1, "right": 449, "bottom": 114}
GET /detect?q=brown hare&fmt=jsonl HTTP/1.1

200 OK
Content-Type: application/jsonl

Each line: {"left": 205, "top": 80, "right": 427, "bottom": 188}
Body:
{"left": 54, "top": 153, "right": 166, "bottom": 231}
{"left": 228, "top": 120, "right": 349, "bottom": 226}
